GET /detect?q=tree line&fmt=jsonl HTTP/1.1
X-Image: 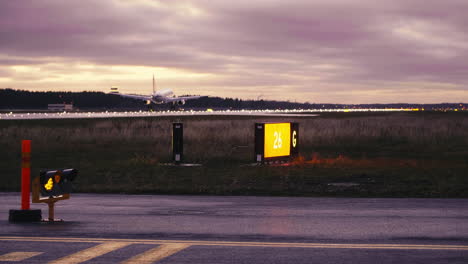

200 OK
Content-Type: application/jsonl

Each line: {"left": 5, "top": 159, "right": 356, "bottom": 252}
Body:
{"left": 0, "top": 88, "right": 464, "bottom": 110}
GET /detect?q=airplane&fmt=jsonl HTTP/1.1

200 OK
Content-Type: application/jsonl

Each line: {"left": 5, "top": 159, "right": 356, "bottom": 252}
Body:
{"left": 109, "top": 75, "right": 205, "bottom": 107}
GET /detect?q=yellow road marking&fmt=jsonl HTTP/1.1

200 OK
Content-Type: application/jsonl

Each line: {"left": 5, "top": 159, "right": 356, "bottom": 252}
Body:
{"left": 0, "top": 252, "right": 42, "bottom": 261}
{"left": 48, "top": 242, "right": 131, "bottom": 264}
{"left": 121, "top": 243, "right": 189, "bottom": 264}
{"left": 0, "top": 236, "right": 467, "bottom": 251}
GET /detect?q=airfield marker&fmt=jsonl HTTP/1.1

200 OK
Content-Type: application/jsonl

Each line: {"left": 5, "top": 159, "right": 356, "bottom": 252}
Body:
{"left": 21, "top": 140, "right": 31, "bottom": 210}
{"left": 8, "top": 140, "right": 42, "bottom": 222}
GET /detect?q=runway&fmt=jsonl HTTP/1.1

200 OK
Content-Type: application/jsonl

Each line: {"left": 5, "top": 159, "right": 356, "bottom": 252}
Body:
{"left": 0, "top": 108, "right": 405, "bottom": 120}
{"left": 1, "top": 193, "right": 467, "bottom": 263}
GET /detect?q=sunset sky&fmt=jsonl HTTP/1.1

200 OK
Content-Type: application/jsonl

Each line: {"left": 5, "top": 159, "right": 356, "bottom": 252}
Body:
{"left": 1, "top": 0, "right": 467, "bottom": 103}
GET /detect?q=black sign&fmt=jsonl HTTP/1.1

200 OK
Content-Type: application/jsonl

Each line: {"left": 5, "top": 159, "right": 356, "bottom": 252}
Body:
{"left": 290, "top": 122, "right": 299, "bottom": 158}
{"left": 254, "top": 123, "right": 265, "bottom": 162}
{"left": 172, "top": 123, "right": 183, "bottom": 163}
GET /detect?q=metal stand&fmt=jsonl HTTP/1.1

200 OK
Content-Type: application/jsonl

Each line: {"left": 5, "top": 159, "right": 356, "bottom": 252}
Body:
{"left": 48, "top": 202, "right": 54, "bottom": 221}
{"left": 41, "top": 201, "right": 63, "bottom": 222}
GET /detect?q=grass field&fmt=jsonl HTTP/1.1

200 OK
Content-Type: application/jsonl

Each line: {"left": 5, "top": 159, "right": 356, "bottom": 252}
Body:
{"left": 1, "top": 111, "right": 467, "bottom": 197}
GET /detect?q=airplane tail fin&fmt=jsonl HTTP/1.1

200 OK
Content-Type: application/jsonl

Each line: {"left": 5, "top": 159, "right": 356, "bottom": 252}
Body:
{"left": 110, "top": 86, "right": 119, "bottom": 94}
{"left": 152, "top": 74, "right": 156, "bottom": 94}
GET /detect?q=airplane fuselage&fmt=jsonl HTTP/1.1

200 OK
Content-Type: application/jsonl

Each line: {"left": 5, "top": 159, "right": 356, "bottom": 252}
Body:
{"left": 151, "top": 89, "right": 174, "bottom": 104}
{"left": 155, "top": 89, "right": 173, "bottom": 97}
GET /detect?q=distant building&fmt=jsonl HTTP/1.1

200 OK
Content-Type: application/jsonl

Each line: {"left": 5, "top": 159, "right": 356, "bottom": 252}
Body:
{"left": 47, "top": 103, "right": 73, "bottom": 111}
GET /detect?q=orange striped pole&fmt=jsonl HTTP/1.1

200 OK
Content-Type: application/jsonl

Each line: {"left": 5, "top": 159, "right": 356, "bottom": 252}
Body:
{"left": 21, "top": 140, "right": 31, "bottom": 210}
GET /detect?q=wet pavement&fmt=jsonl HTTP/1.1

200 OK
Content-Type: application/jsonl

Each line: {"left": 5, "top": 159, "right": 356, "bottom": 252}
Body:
{"left": 1, "top": 193, "right": 467, "bottom": 263}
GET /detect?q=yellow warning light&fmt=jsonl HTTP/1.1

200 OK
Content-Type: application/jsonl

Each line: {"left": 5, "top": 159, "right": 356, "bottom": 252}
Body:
{"left": 264, "top": 123, "right": 291, "bottom": 158}
{"left": 206, "top": 108, "right": 213, "bottom": 112}
{"left": 44, "top": 178, "right": 53, "bottom": 191}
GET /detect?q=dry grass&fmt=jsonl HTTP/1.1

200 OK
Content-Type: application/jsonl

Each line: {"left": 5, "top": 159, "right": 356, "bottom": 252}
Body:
{"left": 0, "top": 112, "right": 467, "bottom": 197}
{"left": 302, "top": 114, "right": 468, "bottom": 147}
{"left": 1, "top": 112, "right": 467, "bottom": 161}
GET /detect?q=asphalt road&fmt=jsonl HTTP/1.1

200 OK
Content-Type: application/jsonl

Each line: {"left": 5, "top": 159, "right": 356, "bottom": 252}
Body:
{"left": 1, "top": 193, "right": 467, "bottom": 263}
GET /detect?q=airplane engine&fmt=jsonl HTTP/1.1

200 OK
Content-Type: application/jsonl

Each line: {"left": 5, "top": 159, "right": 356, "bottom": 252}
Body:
{"left": 177, "top": 100, "right": 185, "bottom": 106}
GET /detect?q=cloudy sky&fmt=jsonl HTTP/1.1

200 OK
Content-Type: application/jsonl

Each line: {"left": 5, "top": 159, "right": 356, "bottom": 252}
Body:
{"left": 1, "top": 0, "right": 467, "bottom": 103}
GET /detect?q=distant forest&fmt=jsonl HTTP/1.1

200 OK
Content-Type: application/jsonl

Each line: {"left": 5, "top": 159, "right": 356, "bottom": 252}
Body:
{"left": 0, "top": 88, "right": 464, "bottom": 111}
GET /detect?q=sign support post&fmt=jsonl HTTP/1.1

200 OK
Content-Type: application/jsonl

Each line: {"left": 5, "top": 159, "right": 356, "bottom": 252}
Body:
{"left": 47, "top": 202, "right": 55, "bottom": 222}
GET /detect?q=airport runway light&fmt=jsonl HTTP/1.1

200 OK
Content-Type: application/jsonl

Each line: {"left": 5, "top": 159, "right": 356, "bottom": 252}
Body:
{"left": 30, "top": 169, "right": 77, "bottom": 221}
{"left": 39, "top": 169, "right": 77, "bottom": 198}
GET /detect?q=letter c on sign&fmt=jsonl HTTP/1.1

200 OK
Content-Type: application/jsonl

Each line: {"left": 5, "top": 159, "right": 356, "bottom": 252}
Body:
{"left": 292, "top": 130, "right": 297, "bottom": 147}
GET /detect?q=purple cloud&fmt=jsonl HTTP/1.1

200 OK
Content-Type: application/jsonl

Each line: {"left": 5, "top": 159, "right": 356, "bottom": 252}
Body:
{"left": 0, "top": 0, "right": 467, "bottom": 103}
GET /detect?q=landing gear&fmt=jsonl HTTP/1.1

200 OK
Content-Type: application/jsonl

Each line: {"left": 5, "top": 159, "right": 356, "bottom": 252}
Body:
{"left": 170, "top": 103, "right": 182, "bottom": 111}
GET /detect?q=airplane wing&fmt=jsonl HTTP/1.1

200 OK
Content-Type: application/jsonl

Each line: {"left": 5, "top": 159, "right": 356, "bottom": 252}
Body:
{"left": 165, "top": 95, "right": 207, "bottom": 102}
{"left": 112, "top": 93, "right": 152, "bottom": 101}
{"left": 108, "top": 87, "right": 152, "bottom": 101}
